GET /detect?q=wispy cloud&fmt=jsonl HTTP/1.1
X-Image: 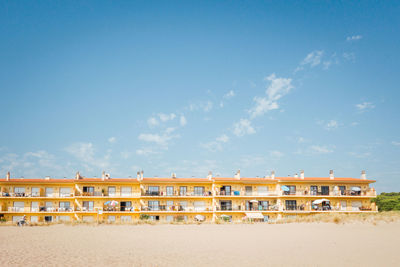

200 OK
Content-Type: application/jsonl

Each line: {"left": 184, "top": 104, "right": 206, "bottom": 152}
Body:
{"left": 158, "top": 113, "right": 176, "bottom": 122}
{"left": 233, "top": 119, "right": 256, "bottom": 137}
{"left": 356, "top": 102, "right": 375, "bottom": 112}
{"left": 201, "top": 134, "right": 230, "bottom": 152}
{"left": 223, "top": 90, "right": 235, "bottom": 99}
{"left": 147, "top": 117, "right": 159, "bottom": 127}
{"left": 343, "top": 52, "right": 356, "bottom": 62}
{"left": 108, "top": 137, "right": 116, "bottom": 144}
{"left": 392, "top": 141, "right": 400, "bottom": 146}
{"left": 248, "top": 74, "right": 293, "bottom": 118}
{"left": 136, "top": 147, "right": 161, "bottom": 156}
{"left": 346, "top": 35, "right": 362, "bottom": 42}
{"left": 179, "top": 115, "right": 187, "bottom": 126}
{"left": 309, "top": 145, "right": 334, "bottom": 154}
{"left": 65, "top": 142, "right": 112, "bottom": 172}
{"left": 318, "top": 120, "right": 339, "bottom": 130}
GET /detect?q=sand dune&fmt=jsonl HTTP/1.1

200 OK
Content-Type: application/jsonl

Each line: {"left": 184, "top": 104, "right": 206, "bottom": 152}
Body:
{"left": 0, "top": 222, "right": 399, "bottom": 266}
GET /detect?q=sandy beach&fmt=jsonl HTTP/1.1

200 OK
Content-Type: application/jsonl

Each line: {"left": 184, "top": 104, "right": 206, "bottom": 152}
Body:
{"left": 0, "top": 222, "right": 399, "bottom": 267}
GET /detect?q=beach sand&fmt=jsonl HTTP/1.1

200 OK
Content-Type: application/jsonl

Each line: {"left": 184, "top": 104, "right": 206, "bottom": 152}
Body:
{"left": 0, "top": 222, "right": 399, "bottom": 267}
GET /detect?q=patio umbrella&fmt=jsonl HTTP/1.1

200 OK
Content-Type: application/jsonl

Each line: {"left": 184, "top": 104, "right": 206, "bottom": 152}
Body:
{"left": 351, "top": 187, "right": 361, "bottom": 191}
{"left": 312, "top": 199, "right": 330, "bottom": 205}
{"left": 110, "top": 200, "right": 119, "bottom": 206}
{"left": 195, "top": 215, "right": 205, "bottom": 221}
{"left": 281, "top": 185, "right": 290, "bottom": 191}
{"left": 220, "top": 214, "right": 230, "bottom": 218}
{"left": 104, "top": 201, "right": 111, "bottom": 205}
{"left": 250, "top": 200, "right": 258, "bottom": 203}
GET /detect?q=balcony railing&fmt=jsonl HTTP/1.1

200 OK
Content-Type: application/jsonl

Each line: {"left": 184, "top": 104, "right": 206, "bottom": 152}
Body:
{"left": 140, "top": 205, "right": 211, "bottom": 212}
{"left": 7, "top": 207, "right": 74, "bottom": 212}
{"left": 215, "top": 206, "right": 279, "bottom": 211}
{"left": 142, "top": 191, "right": 212, "bottom": 197}
{"left": 216, "top": 191, "right": 278, "bottom": 196}
{"left": 1, "top": 192, "right": 74, "bottom": 198}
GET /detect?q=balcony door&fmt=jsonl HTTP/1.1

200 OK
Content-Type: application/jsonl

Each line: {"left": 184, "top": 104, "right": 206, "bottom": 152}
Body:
{"left": 321, "top": 186, "right": 330, "bottom": 196}
{"left": 108, "top": 187, "right": 116, "bottom": 197}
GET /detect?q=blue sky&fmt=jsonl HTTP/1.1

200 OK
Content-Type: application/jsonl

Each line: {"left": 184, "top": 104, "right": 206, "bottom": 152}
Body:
{"left": 1, "top": 1, "right": 399, "bottom": 192}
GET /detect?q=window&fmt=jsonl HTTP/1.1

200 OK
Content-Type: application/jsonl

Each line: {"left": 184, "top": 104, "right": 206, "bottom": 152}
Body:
{"left": 13, "top": 202, "right": 24, "bottom": 212}
{"left": 194, "top": 201, "right": 205, "bottom": 211}
{"left": 259, "top": 201, "right": 269, "bottom": 211}
{"left": 44, "top": 216, "right": 53, "bottom": 222}
{"left": 166, "top": 215, "right": 174, "bottom": 222}
{"left": 148, "top": 201, "right": 159, "bottom": 211}
{"left": 121, "top": 216, "right": 132, "bottom": 222}
{"left": 263, "top": 215, "right": 269, "bottom": 222}
{"left": 220, "top": 200, "right": 232, "bottom": 211}
{"left": 82, "top": 186, "right": 94, "bottom": 196}
{"left": 148, "top": 186, "right": 159, "bottom": 196}
{"left": 59, "top": 188, "right": 71, "bottom": 197}
{"left": 166, "top": 200, "right": 174, "bottom": 210}
{"left": 352, "top": 201, "right": 362, "bottom": 211}
{"left": 108, "top": 187, "right": 116, "bottom": 197}
{"left": 12, "top": 216, "right": 23, "bottom": 222}
{"left": 45, "top": 202, "right": 53, "bottom": 211}
{"left": 166, "top": 186, "right": 174, "bottom": 196}
{"left": 45, "top": 187, "right": 54, "bottom": 197}
{"left": 59, "top": 202, "right": 70, "bottom": 211}
{"left": 339, "top": 186, "right": 346, "bottom": 195}
{"left": 31, "top": 202, "right": 39, "bottom": 212}
{"left": 108, "top": 216, "right": 116, "bottom": 222}
{"left": 31, "top": 187, "right": 40, "bottom": 197}
{"left": 285, "top": 200, "right": 297, "bottom": 210}
{"left": 220, "top": 186, "right": 231, "bottom": 196}
{"left": 14, "top": 187, "right": 25, "bottom": 196}
{"left": 149, "top": 215, "right": 160, "bottom": 221}
{"left": 194, "top": 186, "right": 204, "bottom": 196}
{"left": 120, "top": 201, "right": 132, "bottom": 211}
{"left": 83, "top": 201, "right": 94, "bottom": 211}
{"left": 121, "top": 187, "right": 132, "bottom": 197}
{"left": 245, "top": 186, "right": 253, "bottom": 196}
{"left": 283, "top": 185, "right": 296, "bottom": 195}
{"left": 30, "top": 216, "right": 38, "bottom": 223}
{"left": 321, "top": 186, "right": 330, "bottom": 196}
{"left": 310, "top": 186, "right": 318, "bottom": 196}
{"left": 257, "top": 186, "right": 269, "bottom": 196}
{"left": 179, "top": 186, "right": 187, "bottom": 196}
{"left": 179, "top": 201, "right": 188, "bottom": 211}
{"left": 340, "top": 201, "right": 347, "bottom": 211}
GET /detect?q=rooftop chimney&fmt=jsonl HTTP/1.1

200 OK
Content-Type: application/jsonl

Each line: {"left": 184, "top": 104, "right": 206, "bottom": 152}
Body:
{"left": 137, "top": 171, "right": 141, "bottom": 180}
{"left": 234, "top": 170, "right": 240, "bottom": 180}
{"left": 75, "top": 171, "right": 81, "bottom": 180}
{"left": 45, "top": 176, "right": 50, "bottom": 180}
{"left": 140, "top": 170, "right": 144, "bottom": 180}
{"left": 329, "top": 170, "right": 334, "bottom": 180}
{"left": 271, "top": 171, "right": 275, "bottom": 180}
{"left": 171, "top": 173, "right": 177, "bottom": 179}
{"left": 207, "top": 171, "right": 213, "bottom": 181}
{"left": 6, "top": 172, "right": 10, "bottom": 181}
{"left": 105, "top": 173, "right": 110, "bottom": 179}
{"left": 101, "top": 171, "right": 105, "bottom": 181}
{"left": 361, "top": 170, "right": 366, "bottom": 180}
{"left": 300, "top": 170, "right": 305, "bottom": 179}
{"left": 294, "top": 173, "right": 298, "bottom": 178}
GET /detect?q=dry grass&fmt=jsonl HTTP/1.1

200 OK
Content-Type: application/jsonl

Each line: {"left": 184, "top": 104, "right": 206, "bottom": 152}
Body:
{"left": 1, "top": 212, "right": 400, "bottom": 226}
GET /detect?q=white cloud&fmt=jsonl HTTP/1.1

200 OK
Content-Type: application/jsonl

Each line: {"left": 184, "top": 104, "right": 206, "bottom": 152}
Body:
{"left": 216, "top": 134, "right": 229, "bottom": 143}
{"left": 108, "top": 137, "right": 116, "bottom": 144}
{"left": 346, "top": 35, "right": 362, "bottom": 42}
{"left": 392, "top": 141, "right": 400, "bottom": 146}
{"left": 180, "top": 115, "right": 187, "bottom": 126}
{"left": 223, "top": 90, "right": 235, "bottom": 99}
{"left": 158, "top": 113, "right": 176, "bottom": 122}
{"left": 325, "top": 120, "right": 338, "bottom": 130}
{"left": 138, "top": 128, "right": 180, "bottom": 147}
{"left": 310, "top": 145, "right": 334, "bottom": 154}
{"left": 136, "top": 148, "right": 160, "bottom": 156}
{"left": 300, "top": 50, "right": 324, "bottom": 67}
{"left": 65, "top": 142, "right": 111, "bottom": 171}
{"left": 233, "top": 119, "right": 256, "bottom": 137}
{"left": 249, "top": 74, "right": 293, "bottom": 118}
{"left": 269, "top": 150, "right": 284, "bottom": 158}
{"left": 203, "top": 101, "right": 213, "bottom": 112}
{"left": 147, "top": 117, "right": 159, "bottom": 127}
{"left": 356, "top": 102, "right": 375, "bottom": 112}
{"left": 343, "top": 52, "right": 355, "bottom": 62}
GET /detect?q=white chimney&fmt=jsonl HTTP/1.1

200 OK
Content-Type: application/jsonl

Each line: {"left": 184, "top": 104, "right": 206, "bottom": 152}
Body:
{"left": 75, "top": 171, "right": 81, "bottom": 180}
{"left": 234, "top": 170, "right": 240, "bottom": 180}
{"left": 140, "top": 170, "right": 144, "bottom": 180}
{"left": 137, "top": 171, "right": 141, "bottom": 180}
{"left": 45, "top": 176, "right": 50, "bottom": 180}
{"left": 329, "top": 170, "right": 334, "bottom": 180}
{"left": 105, "top": 173, "right": 110, "bottom": 179}
{"left": 294, "top": 173, "right": 298, "bottom": 178}
{"left": 271, "top": 171, "right": 275, "bottom": 180}
{"left": 300, "top": 170, "right": 304, "bottom": 179}
{"left": 171, "top": 173, "right": 177, "bottom": 179}
{"left": 6, "top": 172, "right": 10, "bottom": 181}
{"left": 361, "top": 170, "right": 366, "bottom": 180}
{"left": 101, "top": 171, "right": 105, "bottom": 181}
{"left": 207, "top": 171, "right": 213, "bottom": 181}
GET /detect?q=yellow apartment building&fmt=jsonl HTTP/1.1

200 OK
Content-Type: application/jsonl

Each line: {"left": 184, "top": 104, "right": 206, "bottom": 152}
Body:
{"left": 0, "top": 169, "right": 377, "bottom": 223}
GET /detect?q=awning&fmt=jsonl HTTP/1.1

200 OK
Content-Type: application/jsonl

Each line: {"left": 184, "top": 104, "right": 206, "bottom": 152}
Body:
{"left": 351, "top": 187, "right": 361, "bottom": 191}
{"left": 250, "top": 199, "right": 258, "bottom": 203}
{"left": 245, "top": 212, "right": 264, "bottom": 219}
{"left": 312, "top": 199, "right": 330, "bottom": 205}
{"left": 281, "top": 185, "right": 290, "bottom": 191}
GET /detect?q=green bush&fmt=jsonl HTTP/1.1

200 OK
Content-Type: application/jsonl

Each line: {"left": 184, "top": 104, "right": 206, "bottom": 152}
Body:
{"left": 140, "top": 214, "right": 150, "bottom": 220}
{"left": 372, "top": 192, "right": 400, "bottom": 211}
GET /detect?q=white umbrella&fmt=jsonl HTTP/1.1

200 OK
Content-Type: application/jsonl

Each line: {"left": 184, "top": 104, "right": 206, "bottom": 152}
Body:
{"left": 250, "top": 200, "right": 258, "bottom": 203}
{"left": 195, "top": 215, "right": 205, "bottom": 221}
{"left": 312, "top": 199, "right": 330, "bottom": 205}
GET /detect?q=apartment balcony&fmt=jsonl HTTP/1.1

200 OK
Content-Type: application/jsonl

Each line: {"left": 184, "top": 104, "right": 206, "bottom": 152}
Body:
{"left": 141, "top": 191, "right": 212, "bottom": 197}
{"left": 215, "top": 206, "right": 279, "bottom": 211}
{"left": 140, "top": 206, "right": 212, "bottom": 212}
{"left": 1, "top": 192, "right": 74, "bottom": 198}
{"left": 215, "top": 191, "right": 279, "bottom": 197}
{"left": 280, "top": 190, "right": 376, "bottom": 197}
{"left": 6, "top": 207, "right": 74, "bottom": 212}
